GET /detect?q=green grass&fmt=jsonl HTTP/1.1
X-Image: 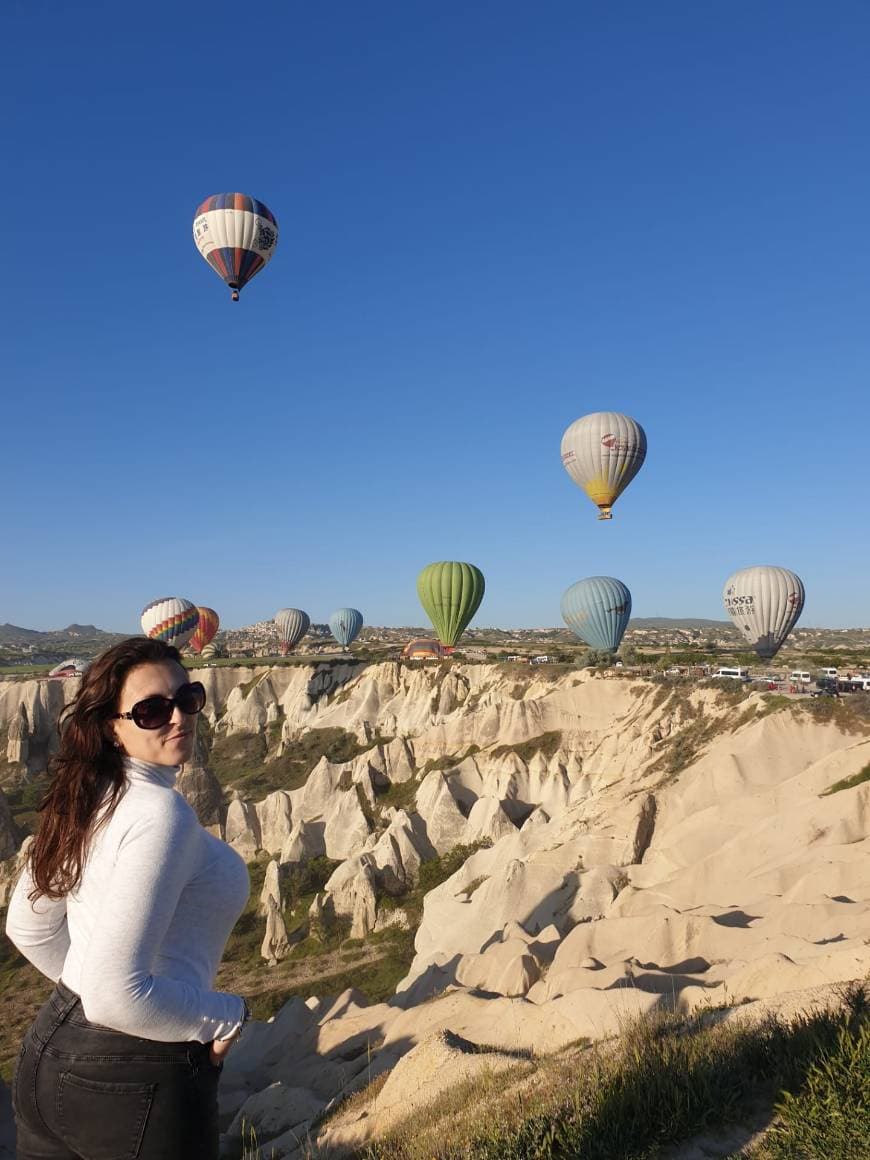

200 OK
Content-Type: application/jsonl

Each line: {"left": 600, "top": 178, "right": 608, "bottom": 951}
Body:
{"left": 5, "top": 773, "right": 49, "bottom": 837}
{"left": 422, "top": 745, "right": 479, "bottom": 774}
{"left": 265, "top": 926, "right": 415, "bottom": 1012}
{"left": 358, "top": 984, "right": 870, "bottom": 1160}
{"left": 375, "top": 778, "right": 420, "bottom": 812}
{"left": 416, "top": 841, "right": 493, "bottom": 895}
{"left": 749, "top": 1014, "right": 870, "bottom": 1158}
{"left": 207, "top": 726, "right": 375, "bottom": 798}
{"left": 820, "top": 762, "right": 870, "bottom": 797}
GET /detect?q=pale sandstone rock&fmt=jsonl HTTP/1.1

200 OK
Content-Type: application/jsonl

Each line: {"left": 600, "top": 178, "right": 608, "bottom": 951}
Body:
{"left": 350, "top": 863, "right": 378, "bottom": 939}
{"left": 381, "top": 736, "right": 416, "bottom": 783}
{"left": 494, "top": 954, "right": 541, "bottom": 997}
{"left": 225, "top": 796, "right": 261, "bottom": 859}
{"left": 462, "top": 795, "right": 516, "bottom": 845}
{"left": 176, "top": 756, "right": 223, "bottom": 829}
{"left": 6, "top": 704, "right": 29, "bottom": 766}
{"left": 261, "top": 893, "right": 290, "bottom": 965}
{"left": 225, "top": 1082, "right": 324, "bottom": 1150}
{"left": 322, "top": 787, "right": 371, "bottom": 861}
{"left": 255, "top": 791, "right": 293, "bottom": 856}
{"left": 280, "top": 820, "right": 324, "bottom": 865}
{"left": 258, "top": 859, "right": 284, "bottom": 918}
{"left": 314, "top": 1031, "right": 524, "bottom": 1153}
{"left": 415, "top": 770, "right": 468, "bottom": 854}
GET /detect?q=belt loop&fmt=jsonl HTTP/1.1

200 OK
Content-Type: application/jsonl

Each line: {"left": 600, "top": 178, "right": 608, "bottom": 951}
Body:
{"left": 52, "top": 979, "right": 84, "bottom": 1026}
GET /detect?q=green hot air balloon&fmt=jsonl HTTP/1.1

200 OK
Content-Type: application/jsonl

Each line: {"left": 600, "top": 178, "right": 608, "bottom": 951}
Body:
{"left": 417, "top": 561, "right": 485, "bottom": 651}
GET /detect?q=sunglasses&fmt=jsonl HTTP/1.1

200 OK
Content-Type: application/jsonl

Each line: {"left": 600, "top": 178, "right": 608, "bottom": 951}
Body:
{"left": 114, "top": 681, "right": 207, "bottom": 730}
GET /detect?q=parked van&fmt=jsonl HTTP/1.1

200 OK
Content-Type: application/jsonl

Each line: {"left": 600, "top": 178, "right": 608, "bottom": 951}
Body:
{"left": 821, "top": 667, "right": 839, "bottom": 679}
{"left": 712, "top": 667, "right": 750, "bottom": 681}
{"left": 849, "top": 677, "right": 870, "bottom": 692}
{"left": 790, "top": 671, "right": 813, "bottom": 686}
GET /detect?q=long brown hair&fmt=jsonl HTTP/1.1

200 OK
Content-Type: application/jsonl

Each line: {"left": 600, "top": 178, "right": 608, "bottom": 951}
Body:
{"left": 27, "top": 637, "right": 182, "bottom": 902}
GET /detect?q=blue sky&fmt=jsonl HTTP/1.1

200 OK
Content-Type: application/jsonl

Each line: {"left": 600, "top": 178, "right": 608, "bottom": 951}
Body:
{"left": 3, "top": 1, "right": 869, "bottom": 631}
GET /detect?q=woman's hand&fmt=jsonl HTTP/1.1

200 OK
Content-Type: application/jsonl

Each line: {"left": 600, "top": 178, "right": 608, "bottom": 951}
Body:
{"left": 208, "top": 1034, "right": 237, "bottom": 1067}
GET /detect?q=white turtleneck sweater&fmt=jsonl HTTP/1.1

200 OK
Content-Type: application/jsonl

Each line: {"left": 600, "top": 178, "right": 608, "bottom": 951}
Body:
{"left": 5, "top": 758, "right": 250, "bottom": 1043}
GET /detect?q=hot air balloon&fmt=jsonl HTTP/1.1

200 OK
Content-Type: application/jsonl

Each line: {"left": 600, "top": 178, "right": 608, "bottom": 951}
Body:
{"left": 561, "top": 412, "right": 647, "bottom": 520}
{"left": 561, "top": 577, "right": 632, "bottom": 653}
{"left": 189, "top": 607, "right": 220, "bottom": 654}
{"left": 417, "top": 562, "right": 485, "bottom": 651}
{"left": 722, "top": 566, "right": 805, "bottom": 660}
{"left": 329, "top": 608, "right": 363, "bottom": 649}
{"left": 140, "top": 597, "right": 200, "bottom": 651}
{"left": 274, "top": 608, "right": 310, "bottom": 655}
{"left": 193, "top": 194, "right": 278, "bottom": 302}
{"left": 199, "top": 642, "right": 219, "bottom": 660}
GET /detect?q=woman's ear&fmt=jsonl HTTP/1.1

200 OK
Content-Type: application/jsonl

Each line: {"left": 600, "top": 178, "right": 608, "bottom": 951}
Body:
{"left": 104, "top": 720, "right": 124, "bottom": 753}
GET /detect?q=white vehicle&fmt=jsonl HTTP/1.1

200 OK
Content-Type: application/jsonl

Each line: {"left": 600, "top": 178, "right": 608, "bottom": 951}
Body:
{"left": 849, "top": 676, "right": 870, "bottom": 692}
{"left": 789, "top": 671, "right": 813, "bottom": 685}
{"left": 711, "top": 667, "right": 751, "bottom": 681}
{"left": 821, "top": 667, "right": 838, "bottom": 679}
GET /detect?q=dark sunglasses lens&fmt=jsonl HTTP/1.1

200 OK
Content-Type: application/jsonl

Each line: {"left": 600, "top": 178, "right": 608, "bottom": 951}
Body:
{"left": 176, "top": 683, "right": 206, "bottom": 715}
{"left": 132, "top": 697, "right": 173, "bottom": 729}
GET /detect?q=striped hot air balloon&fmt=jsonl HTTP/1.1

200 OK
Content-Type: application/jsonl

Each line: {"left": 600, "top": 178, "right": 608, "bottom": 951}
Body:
{"left": 561, "top": 412, "right": 647, "bottom": 520}
{"left": 140, "top": 597, "right": 200, "bottom": 651}
{"left": 561, "top": 577, "right": 632, "bottom": 653}
{"left": 274, "top": 609, "right": 310, "bottom": 655}
{"left": 189, "top": 607, "right": 220, "bottom": 654}
{"left": 192, "top": 193, "right": 278, "bottom": 301}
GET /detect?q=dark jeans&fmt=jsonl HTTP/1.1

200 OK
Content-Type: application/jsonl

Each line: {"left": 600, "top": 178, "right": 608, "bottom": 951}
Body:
{"left": 11, "top": 978, "right": 223, "bottom": 1159}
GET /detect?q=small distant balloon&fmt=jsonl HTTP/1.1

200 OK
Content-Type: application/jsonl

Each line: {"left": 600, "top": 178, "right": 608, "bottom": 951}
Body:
{"left": 561, "top": 412, "right": 647, "bottom": 520}
{"left": 141, "top": 597, "right": 199, "bottom": 651}
{"left": 417, "top": 561, "right": 485, "bottom": 650}
{"left": 329, "top": 608, "right": 364, "bottom": 649}
{"left": 561, "top": 577, "right": 632, "bottom": 653}
{"left": 189, "top": 607, "right": 220, "bottom": 654}
{"left": 722, "top": 565, "right": 805, "bottom": 660}
{"left": 274, "top": 608, "right": 310, "bottom": 655}
{"left": 192, "top": 193, "right": 278, "bottom": 302}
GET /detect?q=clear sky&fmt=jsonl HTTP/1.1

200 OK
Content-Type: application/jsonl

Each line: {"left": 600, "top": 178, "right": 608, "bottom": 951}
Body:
{"left": 3, "top": 1, "right": 869, "bottom": 631}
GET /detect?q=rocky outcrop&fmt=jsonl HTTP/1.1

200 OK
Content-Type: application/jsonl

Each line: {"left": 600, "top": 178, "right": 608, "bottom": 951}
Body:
{"left": 6, "top": 705, "right": 29, "bottom": 767}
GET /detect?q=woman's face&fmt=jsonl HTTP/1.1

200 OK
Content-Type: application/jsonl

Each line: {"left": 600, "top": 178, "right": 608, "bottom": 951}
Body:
{"left": 111, "top": 660, "right": 198, "bottom": 767}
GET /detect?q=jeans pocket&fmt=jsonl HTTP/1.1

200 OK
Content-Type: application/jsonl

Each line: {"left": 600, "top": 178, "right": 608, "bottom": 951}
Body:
{"left": 57, "top": 1072, "right": 155, "bottom": 1159}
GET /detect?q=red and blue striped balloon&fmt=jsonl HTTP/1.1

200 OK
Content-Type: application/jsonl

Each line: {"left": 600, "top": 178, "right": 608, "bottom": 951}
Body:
{"left": 193, "top": 193, "right": 279, "bottom": 301}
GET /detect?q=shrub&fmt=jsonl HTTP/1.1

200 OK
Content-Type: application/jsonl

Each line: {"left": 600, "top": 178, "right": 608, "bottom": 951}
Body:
{"left": 820, "top": 762, "right": 870, "bottom": 797}
{"left": 417, "top": 840, "right": 493, "bottom": 895}
{"left": 491, "top": 732, "right": 562, "bottom": 764}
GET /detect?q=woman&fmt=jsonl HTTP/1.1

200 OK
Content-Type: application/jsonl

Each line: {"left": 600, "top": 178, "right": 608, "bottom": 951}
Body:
{"left": 5, "top": 637, "right": 251, "bottom": 1159}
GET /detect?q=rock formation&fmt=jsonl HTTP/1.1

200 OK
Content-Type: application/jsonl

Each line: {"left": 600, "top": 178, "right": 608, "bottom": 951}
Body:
{"left": 6, "top": 705, "right": 29, "bottom": 767}
{"left": 176, "top": 727, "right": 223, "bottom": 829}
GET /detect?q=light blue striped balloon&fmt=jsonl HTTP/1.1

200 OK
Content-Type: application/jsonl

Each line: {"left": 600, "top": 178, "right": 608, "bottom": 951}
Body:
{"left": 561, "top": 577, "right": 632, "bottom": 652}
{"left": 329, "top": 607, "right": 364, "bottom": 648}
